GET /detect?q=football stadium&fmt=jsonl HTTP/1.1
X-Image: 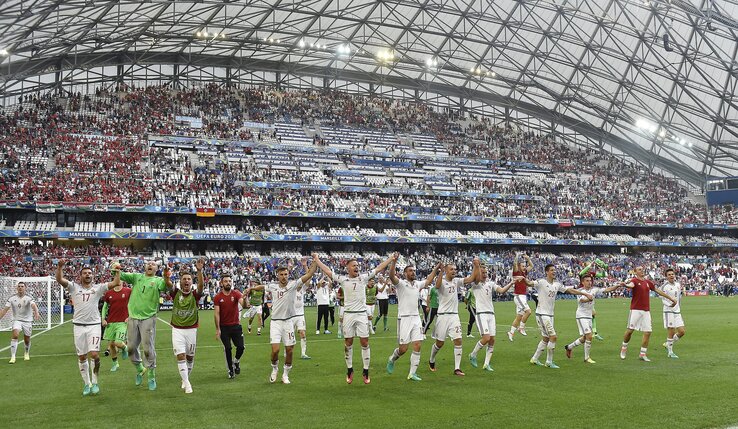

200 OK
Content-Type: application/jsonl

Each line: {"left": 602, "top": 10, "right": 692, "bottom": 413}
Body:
{"left": 0, "top": 1, "right": 737, "bottom": 428}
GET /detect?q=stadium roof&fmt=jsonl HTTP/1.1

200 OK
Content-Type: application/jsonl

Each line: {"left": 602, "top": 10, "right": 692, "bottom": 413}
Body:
{"left": 1, "top": 0, "right": 738, "bottom": 186}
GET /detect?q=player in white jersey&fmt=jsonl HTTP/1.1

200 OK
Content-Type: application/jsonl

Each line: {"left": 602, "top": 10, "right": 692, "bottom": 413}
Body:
{"left": 293, "top": 283, "right": 311, "bottom": 360}
{"left": 660, "top": 268, "right": 685, "bottom": 358}
{"left": 0, "top": 282, "right": 39, "bottom": 364}
{"left": 467, "top": 262, "right": 519, "bottom": 372}
{"left": 386, "top": 254, "right": 442, "bottom": 381}
{"left": 564, "top": 274, "right": 622, "bottom": 363}
{"left": 428, "top": 260, "right": 480, "bottom": 376}
{"left": 524, "top": 264, "right": 592, "bottom": 369}
{"left": 56, "top": 260, "right": 121, "bottom": 396}
{"left": 315, "top": 254, "right": 394, "bottom": 385}
{"left": 248, "top": 256, "right": 317, "bottom": 384}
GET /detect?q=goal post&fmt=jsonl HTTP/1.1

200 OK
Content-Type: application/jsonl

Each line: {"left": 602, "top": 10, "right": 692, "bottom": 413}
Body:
{"left": 0, "top": 276, "right": 64, "bottom": 331}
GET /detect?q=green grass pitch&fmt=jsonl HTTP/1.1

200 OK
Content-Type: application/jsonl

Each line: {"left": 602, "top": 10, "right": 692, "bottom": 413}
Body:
{"left": 1, "top": 297, "right": 736, "bottom": 429}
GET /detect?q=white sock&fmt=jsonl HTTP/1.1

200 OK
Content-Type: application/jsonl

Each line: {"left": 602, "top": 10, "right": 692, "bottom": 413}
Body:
{"left": 666, "top": 338, "right": 674, "bottom": 353}
{"left": 187, "top": 358, "right": 194, "bottom": 374}
{"left": 344, "top": 346, "right": 353, "bottom": 369}
{"left": 410, "top": 351, "right": 420, "bottom": 375}
{"left": 546, "top": 342, "right": 556, "bottom": 364}
{"left": 300, "top": 338, "right": 307, "bottom": 356}
{"left": 10, "top": 339, "right": 18, "bottom": 358}
{"left": 509, "top": 325, "right": 516, "bottom": 334}
{"left": 471, "top": 341, "right": 483, "bottom": 357}
{"left": 639, "top": 347, "right": 648, "bottom": 356}
{"left": 24, "top": 341, "right": 31, "bottom": 354}
{"left": 568, "top": 338, "right": 583, "bottom": 349}
{"left": 361, "top": 346, "right": 370, "bottom": 370}
{"left": 520, "top": 322, "right": 526, "bottom": 329}
{"left": 532, "top": 340, "right": 546, "bottom": 360}
{"left": 271, "top": 362, "right": 279, "bottom": 371}
{"left": 584, "top": 340, "right": 592, "bottom": 359}
{"left": 621, "top": 341, "right": 629, "bottom": 349}
{"left": 283, "top": 364, "right": 292, "bottom": 376}
{"left": 484, "top": 345, "right": 494, "bottom": 367}
{"left": 390, "top": 348, "right": 401, "bottom": 363}
{"left": 177, "top": 359, "right": 189, "bottom": 384}
{"left": 453, "top": 345, "right": 462, "bottom": 370}
{"left": 429, "top": 344, "right": 440, "bottom": 363}
{"left": 90, "top": 358, "right": 99, "bottom": 384}
{"left": 79, "top": 360, "right": 90, "bottom": 385}
{"left": 673, "top": 334, "right": 681, "bottom": 343}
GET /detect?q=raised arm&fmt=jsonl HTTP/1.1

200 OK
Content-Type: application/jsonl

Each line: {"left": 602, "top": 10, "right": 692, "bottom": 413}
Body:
{"left": 373, "top": 253, "right": 395, "bottom": 277}
{"left": 313, "top": 255, "right": 334, "bottom": 279}
{"left": 55, "top": 260, "right": 71, "bottom": 289}
{"left": 163, "top": 264, "right": 173, "bottom": 290}
{"left": 0, "top": 305, "right": 9, "bottom": 320}
{"left": 106, "top": 266, "right": 121, "bottom": 290}
{"left": 422, "top": 262, "right": 442, "bottom": 287}
{"left": 513, "top": 253, "right": 520, "bottom": 271}
{"left": 525, "top": 254, "right": 534, "bottom": 272}
{"left": 435, "top": 265, "right": 445, "bottom": 289}
{"left": 564, "top": 287, "right": 593, "bottom": 301}
{"left": 601, "top": 282, "right": 625, "bottom": 294}
{"left": 388, "top": 254, "right": 400, "bottom": 286}
{"left": 101, "top": 301, "right": 109, "bottom": 326}
{"left": 300, "top": 257, "right": 318, "bottom": 285}
{"left": 463, "top": 258, "right": 480, "bottom": 285}
{"left": 195, "top": 258, "right": 205, "bottom": 295}
{"left": 496, "top": 277, "right": 521, "bottom": 294}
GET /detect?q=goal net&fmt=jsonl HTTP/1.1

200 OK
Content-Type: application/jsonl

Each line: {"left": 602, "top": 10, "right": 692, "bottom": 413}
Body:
{"left": 0, "top": 277, "right": 64, "bottom": 331}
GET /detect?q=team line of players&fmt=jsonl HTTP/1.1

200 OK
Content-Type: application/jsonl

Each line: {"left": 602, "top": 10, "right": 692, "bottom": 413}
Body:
{"left": 1, "top": 253, "right": 686, "bottom": 395}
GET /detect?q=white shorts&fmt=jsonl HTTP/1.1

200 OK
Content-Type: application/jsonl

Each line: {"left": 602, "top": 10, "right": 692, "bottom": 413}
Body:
{"left": 366, "top": 304, "right": 376, "bottom": 317}
{"left": 432, "top": 314, "right": 462, "bottom": 341}
{"left": 172, "top": 327, "right": 197, "bottom": 356}
{"left": 73, "top": 324, "right": 102, "bottom": 356}
{"left": 342, "top": 312, "right": 369, "bottom": 338}
{"left": 514, "top": 295, "right": 530, "bottom": 315}
{"left": 475, "top": 312, "right": 496, "bottom": 337}
{"left": 627, "top": 310, "right": 652, "bottom": 332}
{"left": 12, "top": 320, "right": 32, "bottom": 337}
{"left": 270, "top": 319, "right": 296, "bottom": 346}
{"left": 245, "top": 305, "right": 262, "bottom": 319}
{"left": 293, "top": 315, "right": 306, "bottom": 332}
{"left": 397, "top": 315, "right": 423, "bottom": 345}
{"left": 535, "top": 314, "right": 556, "bottom": 338}
{"left": 576, "top": 317, "right": 593, "bottom": 336}
{"left": 663, "top": 312, "right": 684, "bottom": 329}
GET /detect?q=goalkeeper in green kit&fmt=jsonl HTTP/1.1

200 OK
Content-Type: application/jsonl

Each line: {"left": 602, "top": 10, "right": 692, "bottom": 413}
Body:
{"left": 116, "top": 259, "right": 173, "bottom": 390}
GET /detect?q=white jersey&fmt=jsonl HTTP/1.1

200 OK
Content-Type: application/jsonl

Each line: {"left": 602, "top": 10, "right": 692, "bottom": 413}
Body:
{"left": 660, "top": 281, "right": 682, "bottom": 313}
{"left": 438, "top": 277, "right": 464, "bottom": 314}
{"left": 395, "top": 279, "right": 425, "bottom": 317}
{"left": 575, "top": 287, "right": 605, "bottom": 318}
{"left": 332, "top": 272, "right": 375, "bottom": 313}
{"left": 266, "top": 279, "right": 305, "bottom": 320}
{"left": 376, "top": 285, "right": 389, "bottom": 300}
{"left": 68, "top": 282, "right": 107, "bottom": 325}
{"left": 5, "top": 295, "right": 35, "bottom": 322}
{"left": 471, "top": 281, "right": 498, "bottom": 313}
{"left": 316, "top": 286, "right": 330, "bottom": 306}
{"left": 532, "top": 278, "right": 569, "bottom": 316}
{"left": 419, "top": 288, "right": 428, "bottom": 306}
{"left": 294, "top": 288, "right": 305, "bottom": 316}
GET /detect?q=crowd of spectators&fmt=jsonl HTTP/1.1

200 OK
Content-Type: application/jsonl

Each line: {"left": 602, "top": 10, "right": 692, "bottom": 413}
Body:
{"left": 0, "top": 84, "right": 735, "bottom": 224}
